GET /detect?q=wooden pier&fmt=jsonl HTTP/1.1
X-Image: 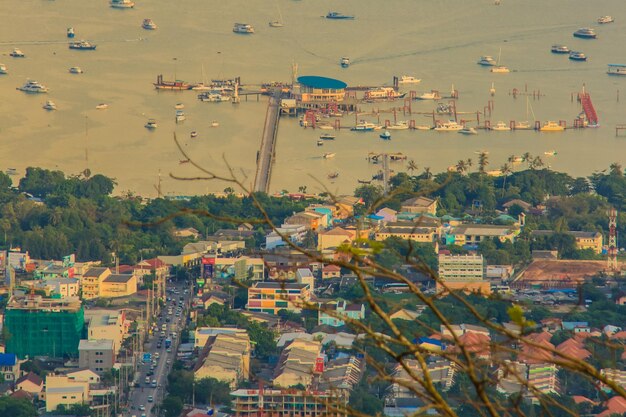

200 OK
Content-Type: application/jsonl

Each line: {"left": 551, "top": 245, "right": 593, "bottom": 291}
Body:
{"left": 253, "top": 91, "right": 282, "bottom": 193}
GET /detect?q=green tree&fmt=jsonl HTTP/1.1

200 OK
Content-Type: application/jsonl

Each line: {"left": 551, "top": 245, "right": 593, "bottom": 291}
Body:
{"left": 0, "top": 397, "right": 38, "bottom": 417}
{"left": 195, "top": 377, "right": 233, "bottom": 405}
{"left": 161, "top": 395, "right": 184, "bottom": 417}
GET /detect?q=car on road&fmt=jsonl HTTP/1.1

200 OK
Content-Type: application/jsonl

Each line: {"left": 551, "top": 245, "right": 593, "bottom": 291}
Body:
{"left": 144, "top": 377, "right": 150, "bottom": 384}
{"left": 151, "top": 379, "right": 157, "bottom": 388}
{"left": 139, "top": 405, "right": 145, "bottom": 411}
{"left": 148, "top": 395, "right": 154, "bottom": 403}
{"left": 146, "top": 371, "right": 153, "bottom": 377}
{"left": 166, "top": 359, "right": 171, "bottom": 364}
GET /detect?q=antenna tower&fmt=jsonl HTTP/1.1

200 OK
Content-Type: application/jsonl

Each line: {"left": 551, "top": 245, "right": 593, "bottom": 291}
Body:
{"left": 608, "top": 208, "right": 618, "bottom": 271}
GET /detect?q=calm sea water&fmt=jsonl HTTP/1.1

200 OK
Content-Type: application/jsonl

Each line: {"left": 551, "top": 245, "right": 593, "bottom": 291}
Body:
{"left": 1, "top": 0, "right": 625, "bottom": 196}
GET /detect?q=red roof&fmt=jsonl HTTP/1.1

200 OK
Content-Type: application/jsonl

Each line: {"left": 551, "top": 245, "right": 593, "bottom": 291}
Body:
{"left": 117, "top": 265, "right": 134, "bottom": 273}
{"left": 598, "top": 396, "right": 626, "bottom": 417}
{"left": 519, "top": 339, "right": 555, "bottom": 364}
{"left": 136, "top": 258, "right": 167, "bottom": 270}
{"left": 16, "top": 372, "right": 43, "bottom": 387}
{"left": 611, "top": 331, "right": 626, "bottom": 340}
{"left": 323, "top": 264, "right": 341, "bottom": 272}
{"left": 10, "top": 389, "right": 33, "bottom": 400}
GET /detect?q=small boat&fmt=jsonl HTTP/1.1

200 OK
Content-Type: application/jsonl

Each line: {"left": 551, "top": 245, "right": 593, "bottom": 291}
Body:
{"left": 357, "top": 179, "right": 371, "bottom": 184}
{"left": 477, "top": 56, "right": 497, "bottom": 66}
{"left": 320, "top": 134, "right": 335, "bottom": 140}
{"left": 0, "top": 64, "right": 7, "bottom": 74}
{"left": 43, "top": 100, "right": 57, "bottom": 110}
{"left": 608, "top": 64, "right": 626, "bottom": 76}
{"left": 544, "top": 150, "right": 557, "bottom": 156}
{"left": 179, "top": 159, "right": 190, "bottom": 164}
{"left": 387, "top": 121, "right": 409, "bottom": 130}
{"left": 510, "top": 156, "right": 524, "bottom": 163}
{"left": 569, "top": 51, "right": 587, "bottom": 61}
{"left": 145, "top": 119, "right": 158, "bottom": 129}
{"left": 317, "top": 140, "right": 324, "bottom": 146}
{"left": 364, "top": 87, "right": 407, "bottom": 101}
{"left": 69, "top": 66, "right": 83, "bottom": 74}
{"left": 340, "top": 57, "right": 350, "bottom": 68}
{"left": 233, "top": 23, "right": 254, "bottom": 34}
{"left": 540, "top": 121, "right": 565, "bottom": 132}
{"left": 142, "top": 19, "right": 157, "bottom": 30}
{"left": 458, "top": 127, "right": 478, "bottom": 135}
{"left": 490, "top": 66, "right": 510, "bottom": 73}
{"left": 69, "top": 40, "right": 96, "bottom": 50}
{"left": 597, "top": 16, "right": 614, "bottom": 24}
{"left": 269, "top": 21, "right": 284, "bottom": 27}
{"left": 323, "top": 152, "right": 336, "bottom": 159}
{"left": 190, "top": 131, "right": 198, "bottom": 138}
{"left": 17, "top": 80, "right": 48, "bottom": 93}
{"left": 328, "top": 172, "right": 339, "bottom": 179}
{"left": 198, "top": 92, "right": 228, "bottom": 102}
{"left": 67, "top": 27, "right": 75, "bottom": 38}
{"left": 317, "top": 124, "right": 334, "bottom": 130}
{"left": 96, "top": 103, "right": 108, "bottom": 110}
{"left": 326, "top": 12, "right": 355, "bottom": 20}
{"left": 398, "top": 75, "right": 421, "bottom": 84}
{"left": 174, "top": 103, "right": 185, "bottom": 109}
{"left": 514, "top": 121, "right": 531, "bottom": 130}
{"left": 415, "top": 91, "right": 441, "bottom": 100}
{"left": 211, "top": 120, "right": 219, "bottom": 127}
{"left": 110, "top": 0, "right": 135, "bottom": 8}
{"left": 379, "top": 131, "right": 391, "bottom": 140}
{"left": 9, "top": 48, "right": 25, "bottom": 58}
{"left": 5, "top": 168, "right": 17, "bottom": 176}
{"left": 351, "top": 121, "right": 381, "bottom": 131}
{"left": 573, "top": 28, "right": 596, "bottom": 39}
{"left": 154, "top": 75, "right": 192, "bottom": 91}
{"left": 175, "top": 110, "right": 186, "bottom": 122}
{"left": 434, "top": 120, "right": 463, "bottom": 131}
{"left": 491, "top": 121, "right": 511, "bottom": 131}
{"left": 551, "top": 45, "right": 570, "bottom": 54}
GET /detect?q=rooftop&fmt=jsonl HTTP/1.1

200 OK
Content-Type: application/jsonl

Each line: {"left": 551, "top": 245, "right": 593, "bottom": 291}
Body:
{"left": 78, "top": 339, "right": 114, "bottom": 351}
{"left": 297, "top": 75, "right": 347, "bottom": 90}
{"left": 103, "top": 274, "right": 134, "bottom": 283}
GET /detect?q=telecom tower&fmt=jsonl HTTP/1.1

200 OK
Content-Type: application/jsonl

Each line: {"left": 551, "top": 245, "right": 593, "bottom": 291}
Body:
{"left": 608, "top": 208, "right": 618, "bottom": 271}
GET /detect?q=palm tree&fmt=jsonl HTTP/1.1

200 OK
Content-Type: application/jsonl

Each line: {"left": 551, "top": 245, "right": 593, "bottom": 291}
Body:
{"left": 609, "top": 162, "right": 623, "bottom": 177}
{"left": 422, "top": 166, "right": 432, "bottom": 180}
{"left": 478, "top": 152, "right": 489, "bottom": 173}
{"left": 407, "top": 159, "right": 418, "bottom": 174}
{"left": 455, "top": 159, "right": 468, "bottom": 174}
{"left": 530, "top": 156, "right": 544, "bottom": 170}
{"left": 500, "top": 163, "right": 512, "bottom": 196}
{"left": 466, "top": 158, "right": 473, "bottom": 169}
{"left": 298, "top": 185, "right": 308, "bottom": 193}
{"left": 522, "top": 152, "right": 532, "bottom": 168}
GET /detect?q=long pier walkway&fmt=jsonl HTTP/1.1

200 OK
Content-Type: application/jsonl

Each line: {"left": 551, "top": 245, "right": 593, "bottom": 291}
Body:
{"left": 252, "top": 91, "right": 281, "bottom": 193}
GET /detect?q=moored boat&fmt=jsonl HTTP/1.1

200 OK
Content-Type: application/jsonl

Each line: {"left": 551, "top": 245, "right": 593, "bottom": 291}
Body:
{"left": 351, "top": 121, "right": 381, "bottom": 131}
{"left": 317, "top": 140, "right": 324, "bottom": 146}
{"left": 490, "top": 66, "right": 510, "bottom": 73}
{"left": 491, "top": 121, "right": 511, "bottom": 131}
{"left": 551, "top": 45, "right": 570, "bottom": 54}
{"left": 387, "top": 121, "right": 409, "bottom": 130}
{"left": 540, "top": 121, "right": 565, "bottom": 132}
{"left": 340, "top": 57, "right": 350, "bottom": 68}
{"left": 142, "top": 19, "right": 157, "bottom": 30}
{"left": 145, "top": 119, "right": 158, "bottom": 129}
{"left": 69, "top": 66, "right": 83, "bottom": 74}
{"left": 607, "top": 64, "right": 626, "bottom": 76}
{"left": 326, "top": 11, "right": 355, "bottom": 19}
{"left": 514, "top": 121, "right": 531, "bottom": 130}
{"left": 17, "top": 80, "right": 48, "bottom": 93}
{"left": 364, "top": 87, "right": 406, "bottom": 101}
{"left": 416, "top": 90, "right": 441, "bottom": 100}
{"left": 398, "top": 75, "right": 421, "bottom": 84}
{"left": 320, "top": 133, "right": 335, "bottom": 140}
{"left": 69, "top": 40, "right": 96, "bottom": 50}
{"left": 569, "top": 51, "right": 587, "bottom": 61}
{"left": 597, "top": 16, "right": 614, "bottom": 24}
{"left": 198, "top": 92, "right": 229, "bottom": 102}
{"left": 174, "top": 103, "right": 185, "bottom": 109}
{"left": 175, "top": 110, "right": 186, "bottom": 122}
{"left": 110, "top": 0, "right": 135, "bottom": 8}
{"left": 323, "top": 152, "right": 336, "bottom": 159}
{"left": 0, "top": 64, "right": 7, "bottom": 74}
{"left": 379, "top": 131, "right": 391, "bottom": 140}
{"left": 573, "top": 28, "right": 596, "bottom": 39}
{"left": 9, "top": 48, "right": 25, "bottom": 58}
{"left": 43, "top": 100, "right": 57, "bottom": 110}
{"left": 154, "top": 74, "right": 192, "bottom": 90}
{"left": 458, "top": 127, "right": 478, "bottom": 135}
{"left": 67, "top": 27, "right": 75, "bottom": 38}
{"left": 233, "top": 23, "right": 254, "bottom": 34}
{"left": 269, "top": 21, "right": 283, "bottom": 27}
{"left": 477, "top": 56, "right": 497, "bottom": 66}
{"left": 434, "top": 120, "right": 463, "bottom": 131}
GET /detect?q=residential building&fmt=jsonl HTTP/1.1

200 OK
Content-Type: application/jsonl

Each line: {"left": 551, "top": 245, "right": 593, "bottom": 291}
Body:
{"left": 284, "top": 211, "right": 326, "bottom": 231}
{"left": 99, "top": 274, "right": 137, "bottom": 298}
{"left": 526, "top": 363, "right": 559, "bottom": 403}
{"left": 496, "top": 360, "right": 529, "bottom": 395}
{"left": 321, "top": 264, "right": 341, "bottom": 280}
{"left": 44, "top": 374, "right": 90, "bottom": 412}
{"left": 4, "top": 295, "right": 84, "bottom": 358}
{"left": 134, "top": 258, "right": 168, "bottom": 299}
{"left": 388, "top": 359, "right": 456, "bottom": 401}
{"left": 601, "top": 368, "right": 626, "bottom": 392}
{"left": 81, "top": 267, "right": 111, "bottom": 300}
{"left": 84, "top": 309, "right": 126, "bottom": 355}
{"left": 437, "top": 254, "right": 490, "bottom": 295}
{"left": 375, "top": 224, "right": 438, "bottom": 243}
{"left": 194, "top": 333, "right": 251, "bottom": 388}
{"left": 247, "top": 282, "right": 311, "bottom": 315}
{"left": 16, "top": 372, "right": 43, "bottom": 397}
{"left": 389, "top": 308, "right": 422, "bottom": 321}
{"left": 317, "top": 227, "right": 357, "bottom": 251}
{"left": 78, "top": 339, "right": 114, "bottom": 374}
{"left": 376, "top": 207, "right": 398, "bottom": 223}
{"left": 316, "top": 356, "right": 364, "bottom": 392}
{"left": 0, "top": 353, "right": 20, "bottom": 381}
{"left": 318, "top": 301, "right": 365, "bottom": 327}
{"left": 194, "top": 327, "right": 248, "bottom": 349}
{"left": 173, "top": 227, "right": 201, "bottom": 239}
{"left": 445, "top": 224, "right": 519, "bottom": 246}
{"left": 531, "top": 230, "right": 603, "bottom": 254}
{"left": 46, "top": 278, "right": 80, "bottom": 298}
{"left": 440, "top": 324, "right": 490, "bottom": 339}
{"left": 265, "top": 224, "right": 308, "bottom": 250}
{"left": 296, "top": 268, "right": 315, "bottom": 292}
{"left": 231, "top": 388, "right": 346, "bottom": 417}
{"left": 66, "top": 368, "right": 101, "bottom": 385}
{"left": 273, "top": 339, "right": 322, "bottom": 388}
{"left": 400, "top": 197, "right": 437, "bottom": 215}
{"left": 209, "top": 256, "right": 265, "bottom": 281}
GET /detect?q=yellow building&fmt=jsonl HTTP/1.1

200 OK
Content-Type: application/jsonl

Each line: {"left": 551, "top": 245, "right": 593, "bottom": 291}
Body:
{"left": 273, "top": 339, "right": 321, "bottom": 388}
{"left": 247, "top": 282, "right": 311, "bottom": 315}
{"left": 317, "top": 227, "right": 356, "bottom": 251}
{"left": 446, "top": 224, "right": 519, "bottom": 246}
{"left": 81, "top": 267, "right": 111, "bottom": 300}
{"left": 99, "top": 274, "right": 138, "bottom": 298}
{"left": 400, "top": 196, "right": 438, "bottom": 215}
{"left": 84, "top": 309, "right": 126, "bottom": 355}
{"left": 437, "top": 254, "right": 491, "bottom": 295}
{"left": 193, "top": 333, "right": 250, "bottom": 388}
{"left": 571, "top": 231, "right": 603, "bottom": 254}
{"left": 44, "top": 375, "right": 90, "bottom": 412}
{"left": 375, "top": 226, "right": 438, "bottom": 243}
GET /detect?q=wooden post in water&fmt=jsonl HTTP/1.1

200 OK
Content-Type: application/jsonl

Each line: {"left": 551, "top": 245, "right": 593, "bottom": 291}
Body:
{"left": 618, "top": 89, "right": 620, "bottom": 102}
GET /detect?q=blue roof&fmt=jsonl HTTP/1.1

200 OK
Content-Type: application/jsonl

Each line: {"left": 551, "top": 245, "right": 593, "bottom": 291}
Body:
{"left": 0, "top": 353, "right": 17, "bottom": 366}
{"left": 297, "top": 76, "right": 347, "bottom": 90}
{"left": 417, "top": 337, "right": 445, "bottom": 348}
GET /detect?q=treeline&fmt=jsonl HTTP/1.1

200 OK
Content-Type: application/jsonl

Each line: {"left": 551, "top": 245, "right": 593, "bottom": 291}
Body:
{"left": 0, "top": 167, "right": 310, "bottom": 264}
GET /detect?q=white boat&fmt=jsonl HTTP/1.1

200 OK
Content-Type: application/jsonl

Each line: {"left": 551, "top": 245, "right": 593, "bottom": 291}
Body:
{"left": 198, "top": 92, "right": 229, "bottom": 102}
{"left": 190, "top": 131, "right": 198, "bottom": 138}
{"left": 415, "top": 125, "right": 432, "bottom": 130}
{"left": 569, "top": 51, "right": 587, "bottom": 61}
{"left": 67, "top": 27, "right": 75, "bottom": 38}
{"left": 320, "top": 133, "right": 335, "bottom": 140}
{"left": 69, "top": 66, "right": 83, "bottom": 74}
{"left": 416, "top": 90, "right": 441, "bottom": 100}
{"left": 551, "top": 45, "right": 570, "bottom": 54}
{"left": 0, "top": 64, "right": 7, "bottom": 74}
{"left": 340, "top": 57, "right": 350, "bottom": 68}
{"left": 387, "top": 121, "right": 409, "bottom": 130}
{"left": 9, "top": 48, "right": 25, "bottom": 58}
{"left": 398, "top": 75, "right": 421, "bottom": 84}
{"left": 573, "top": 28, "right": 596, "bottom": 39}
{"left": 379, "top": 131, "right": 391, "bottom": 140}
{"left": 608, "top": 64, "right": 626, "bottom": 76}
{"left": 544, "top": 150, "right": 557, "bottom": 156}
{"left": 233, "top": 23, "right": 254, "bottom": 34}
{"left": 323, "top": 152, "right": 336, "bottom": 159}
{"left": 142, "top": 19, "right": 157, "bottom": 30}
{"left": 211, "top": 120, "right": 219, "bottom": 127}
{"left": 514, "top": 121, "right": 531, "bottom": 130}
{"left": 269, "top": 21, "right": 283, "bottom": 27}
{"left": 96, "top": 103, "right": 108, "bottom": 110}
{"left": 17, "top": 80, "right": 48, "bottom": 93}
{"left": 43, "top": 100, "right": 57, "bottom": 110}
{"left": 145, "top": 119, "right": 158, "bottom": 129}
{"left": 491, "top": 66, "right": 510, "bottom": 73}
{"left": 174, "top": 103, "right": 185, "bottom": 109}
{"left": 351, "top": 121, "right": 381, "bottom": 131}
{"left": 510, "top": 156, "right": 524, "bottom": 163}
{"left": 477, "top": 56, "right": 497, "bottom": 66}
{"left": 110, "top": 0, "right": 135, "bottom": 8}
{"left": 364, "top": 87, "right": 407, "bottom": 101}
{"left": 434, "top": 120, "right": 463, "bottom": 131}
{"left": 540, "top": 121, "right": 565, "bottom": 132}
{"left": 175, "top": 110, "right": 186, "bottom": 122}
{"left": 458, "top": 127, "right": 478, "bottom": 135}
{"left": 597, "top": 16, "right": 614, "bottom": 24}
{"left": 491, "top": 121, "right": 511, "bottom": 131}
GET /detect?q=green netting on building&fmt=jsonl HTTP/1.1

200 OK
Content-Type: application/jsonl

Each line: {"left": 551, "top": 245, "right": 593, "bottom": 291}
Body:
{"left": 5, "top": 306, "right": 85, "bottom": 359}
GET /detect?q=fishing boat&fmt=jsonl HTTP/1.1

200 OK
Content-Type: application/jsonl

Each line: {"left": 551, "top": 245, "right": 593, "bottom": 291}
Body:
{"left": 416, "top": 90, "right": 441, "bottom": 100}
{"left": 320, "top": 133, "right": 336, "bottom": 140}
{"left": 551, "top": 45, "right": 570, "bottom": 54}
{"left": 491, "top": 121, "right": 511, "bottom": 131}
{"left": 211, "top": 120, "right": 219, "bottom": 127}
{"left": 398, "top": 75, "right": 421, "bottom": 84}
{"left": 17, "top": 80, "right": 48, "bottom": 93}
{"left": 340, "top": 57, "right": 350, "bottom": 68}
{"left": 387, "top": 121, "right": 409, "bottom": 130}
{"left": 69, "top": 66, "right": 83, "bottom": 74}
{"left": 379, "top": 131, "right": 391, "bottom": 140}
{"left": 364, "top": 87, "right": 406, "bottom": 101}
{"left": 434, "top": 120, "right": 463, "bottom": 131}
{"left": 328, "top": 172, "right": 339, "bottom": 179}
{"left": 0, "top": 64, "right": 7, "bottom": 75}
{"left": 597, "top": 16, "right": 614, "bottom": 24}
{"left": 9, "top": 48, "right": 25, "bottom": 58}
{"left": 491, "top": 65, "right": 510, "bottom": 73}
{"left": 190, "top": 131, "right": 198, "bottom": 138}
{"left": 607, "top": 64, "right": 626, "bottom": 76}
{"left": 96, "top": 103, "right": 108, "bottom": 110}
{"left": 540, "top": 121, "right": 565, "bottom": 132}
{"left": 110, "top": 0, "right": 135, "bottom": 8}
{"left": 154, "top": 74, "right": 192, "bottom": 90}
{"left": 351, "top": 121, "right": 381, "bottom": 131}
{"left": 569, "top": 51, "right": 587, "bottom": 61}
{"left": 142, "top": 19, "right": 158, "bottom": 30}
{"left": 458, "top": 127, "right": 478, "bottom": 135}
{"left": 573, "top": 28, "right": 596, "bottom": 39}
{"left": 269, "top": 21, "right": 283, "bottom": 27}
{"left": 145, "top": 119, "right": 158, "bottom": 129}
{"left": 69, "top": 40, "right": 96, "bottom": 50}
{"left": 233, "top": 23, "right": 254, "bottom": 34}
{"left": 323, "top": 152, "right": 336, "bottom": 159}
{"left": 357, "top": 179, "right": 371, "bottom": 184}
{"left": 175, "top": 110, "right": 186, "bottom": 122}
{"left": 544, "top": 150, "right": 557, "bottom": 156}
{"left": 67, "top": 27, "right": 75, "bottom": 38}
{"left": 326, "top": 12, "right": 355, "bottom": 20}
{"left": 477, "top": 56, "right": 497, "bottom": 66}
{"left": 43, "top": 100, "right": 57, "bottom": 110}
{"left": 317, "top": 140, "right": 324, "bottom": 146}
